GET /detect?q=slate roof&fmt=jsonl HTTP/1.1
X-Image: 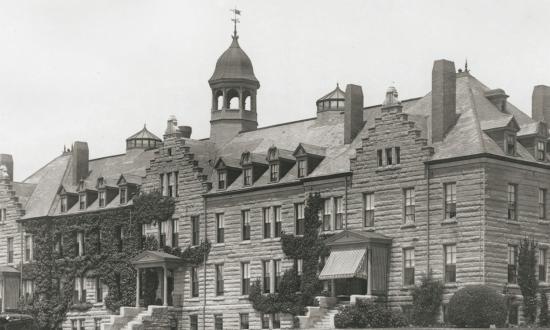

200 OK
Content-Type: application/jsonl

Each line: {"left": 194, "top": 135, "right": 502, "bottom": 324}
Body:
{"left": 209, "top": 37, "right": 258, "bottom": 84}
{"left": 126, "top": 125, "right": 161, "bottom": 142}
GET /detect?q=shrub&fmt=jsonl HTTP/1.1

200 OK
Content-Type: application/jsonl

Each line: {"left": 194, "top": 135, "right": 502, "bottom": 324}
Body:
{"left": 411, "top": 273, "right": 444, "bottom": 326}
{"left": 518, "top": 237, "right": 539, "bottom": 324}
{"left": 540, "top": 291, "right": 549, "bottom": 327}
{"left": 334, "top": 300, "right": 408, "bottom": 328}
{"left": 448, "top": 285, "right": 507, "bottom": 328}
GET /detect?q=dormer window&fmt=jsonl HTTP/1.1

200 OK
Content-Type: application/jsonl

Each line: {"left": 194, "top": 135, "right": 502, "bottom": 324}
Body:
{"left": 297, "top": 159, "right": 307, "bottom": 178}
{"left": 60, "top": 196, "right": 68, "bottom": 213}
{"left": 98, "top": 191, "right": 106, "bottom": 208}
{"left": 243, "top": 167, "right": 252, "bottom": 186}
{"left": 79, "top": 193, "right": 86, "bottom": 210}
{"left": 218, "top": 171, "right": 227, "bottom": 189}
{"left": 270, "top": 163, "right": 279, "bottom": 182}
{"left": 506, "top": 134, "right": 516, "bottom": 156}
{"left": 537, "top": 141, "right": 546, "bottom": 161}
{"left": 120, "top": 187, "right": 127, "bottom": 205}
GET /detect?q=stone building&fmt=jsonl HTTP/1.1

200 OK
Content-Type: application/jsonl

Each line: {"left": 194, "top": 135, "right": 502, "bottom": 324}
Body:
{"left": 1, "top": 25, "right": 550, "bottom": 329}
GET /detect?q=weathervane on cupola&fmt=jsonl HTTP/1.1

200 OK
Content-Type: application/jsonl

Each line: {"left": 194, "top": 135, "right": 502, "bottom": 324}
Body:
{"left": 230, "top": 7, "right": 241, "bottom": 39}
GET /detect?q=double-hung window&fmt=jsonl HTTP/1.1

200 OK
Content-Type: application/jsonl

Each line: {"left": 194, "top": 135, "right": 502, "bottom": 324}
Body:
{"left": 262, "top": 260, "right": 271, "bottom": 293}
{"left": 98, "top": 190, "right": 106, "bottom": 208}
{"left": 77, "top": 232, "right": 85, "bottom": 256}
{"left": 60, "top": 197, "right": 67, "bottom": 213}
{"left": 297, "top": 159, "right": 307, "bottom": 178}
{"left": 364, "top": 193, "right": 374, "bottom": 227}
{"left": 444, "top": 183, "right": 457, "bottom": 219}
{"left": 191, "top": 267, "right": 199, "bottom": 297}
{"left": 322, "top": 199, "right": 332, "bottom": 231}
{"left": 385, "top": 148, "right": 393, "bottom": 165}
{"left": 167, "top": 172, "right": 174, "bottom": 197}
{"left": 216, "top": 214, "right": 224, "bottom": 243}
{"left": 263, "top": 208, "right": 271, "bottom": 238}
{"left": 95, "top": 278, "right": 103, "bottom": 303}
{"left": 540, "top": 188, "right": 547, "bottom": 220}
{"left": 215, "top": 264, "right": 224, "bottom": 296}
{"left": 274, "top": 206, "right": 282, "bottom": 238}
{"left": 270, "top": 163, "right": 279, "bottom": 182}
{"left": 191, "top": 216, "right": 200, "bottom": 246}
{"left": 218, "top": 171, "right": 226, "bottom": 190}
{"left": 444, "top": 245, "right": 456, "bottom": 283}
{"left": 24, "top": 235, "right": 33, "bottom": 262}
{"left": 404, "top": 188, "right": 415, "bottom": 224}
{"left": 507, "top": 184, "right": 517, "bottom": 220}
{"left": 171, "top": 219, "right": 179, "bottom": 247}
{"left": 508, "top": 245, "right": 518, "bottom": 284}
{"left": 243, "top": 167, "right": 252, "bottom": 186}
{"left": 159, "top": 221, "right": 167, "bottom": 247}
{"left": 274, "top": 260, "right": 281, "bottom": 293}
{"left": 240, "top": 313, "right": 249, "bottom": 330}
{"left": 241, "top": 262, "right": 250, "bottom": 295}
{"left": 403, "top": 248, "right": 415, "bottom": 286}
{"left": 295, "top": 203, "right": 305, "bottom": 235}
{"left": 79, "top": 193, "right": 86, "bottom": 210}
{"left": 242, "top": 210, "right": 251, "bottom": 241}
{"left": 539, "top": 249, "right": 547, "bottom": 282}
{"left": 537, "top": 141, "right": 546, "bottom": 161}
{"left": 377, "top": 149, "right": 383, "bottom": 167}
{"left": 506, "top": 134, "right": 516, "bottom": 155}
{"left": 73, "top": 277, "right": 86, "bottom": 303}
{"left": 334, "top": 197, "right": 343, "bottom": 230}
{"left": 119, "top": 187, "right": 127, "bottom": 205}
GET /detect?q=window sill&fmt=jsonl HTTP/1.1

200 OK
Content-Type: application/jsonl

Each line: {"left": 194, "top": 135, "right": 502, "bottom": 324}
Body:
{"left": 441, "top": 219, "right": 457, "bottom": 225}
{"left": 93, "top": 302, "right": 104, "bottom": 307}
{"left": 539, "top": 282, "right": 549, "bottom": 287}
{"left": 187, "top": 298, "right": 200, "bottom": 303}
{"left": 212, "top": 243, "right": 225, "bottom": 248}
{"left": 212, "top": 296, "right": 224, "bottom": 301}
{"left": 362, "top": 227, "right": 376, "bottom": 232}
{"left": 400, "top": 285, "right": 414, "bottom": 291}
{"left": 237, "top": 295, "right": 249, "bottom": 300}
{"left": 375, "top": 165, "right": 402, "bottom": 172}
{"left": 506, "top": 220, "right": 520, "bottom": 226}
{"left": 239, "top": 240, "right": 251, "bottom": 245}
{"left": 261, "top": 237, "right": 282, "bottom": 243}
{"left": 538, "top": 220, "right": 549, "bottom": 225}
{"left": 444, "top": 283, "right": 458, "bottom": 289}
{"left": 400, "top": 223, "right": 416, "bottom": 230}
{"left": 506, "top": 283, "right": 519, "bottom": 289}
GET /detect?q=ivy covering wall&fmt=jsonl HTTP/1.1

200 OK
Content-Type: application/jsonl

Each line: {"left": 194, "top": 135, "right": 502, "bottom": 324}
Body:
{"left": 249, "top": 192, "right": 329, "bottom": 315}
{"left": 19, "top": 192, "right": 209, "bottom": 329}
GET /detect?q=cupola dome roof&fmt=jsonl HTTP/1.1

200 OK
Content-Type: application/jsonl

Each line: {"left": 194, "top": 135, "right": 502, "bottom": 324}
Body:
{"left": 209, "top": 36, "right": 259, "bottom": 84}
{"left": 126, "top": 125, "right": 162, "bottom": 151}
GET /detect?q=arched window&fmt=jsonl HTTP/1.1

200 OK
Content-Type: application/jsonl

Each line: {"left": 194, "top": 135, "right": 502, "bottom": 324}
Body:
{"left": 243, "top": 91, "right": 252, "bottom": 111}
{"left": 215, "top": 90, "right": 223, "bottom": 110}
{"left": 226, "top": 89, "right": 240, "bottom": 110}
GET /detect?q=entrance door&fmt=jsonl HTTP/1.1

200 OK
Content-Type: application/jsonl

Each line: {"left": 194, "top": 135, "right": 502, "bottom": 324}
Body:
{"left": 167, "top": 271, "right": 174, "bottom": 306}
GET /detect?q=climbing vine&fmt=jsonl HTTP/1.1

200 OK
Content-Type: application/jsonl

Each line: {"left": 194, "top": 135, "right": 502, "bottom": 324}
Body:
{"left": 19, "top": 191, "right": 209, "bottom": 329}
{"left": 249, "top": 192, "right": 329, "bottom": 315}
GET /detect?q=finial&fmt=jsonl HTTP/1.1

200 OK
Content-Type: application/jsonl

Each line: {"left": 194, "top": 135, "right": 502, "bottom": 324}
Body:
{"left": 63, "top": 145, "right": 66, "bottom": 153}
{"left": 336, "top": 82, "right": 339, "bottom": 88}
{"left": 465, "top": 58, "right": 469, "bottom": 72}
{"left": 143, "top": 123, "right": 146, "bottom": 129}
{"left": 230, "top": 7, "right": 241, "bottom": 38}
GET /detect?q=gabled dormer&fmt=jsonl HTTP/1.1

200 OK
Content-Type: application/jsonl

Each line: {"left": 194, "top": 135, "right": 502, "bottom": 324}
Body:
{"left": 95, "top": 176, "right": 118, "bottom": 208}
{"left": 266, "top": 146, "right": 295, "bottom": 183}
{"left": 214, "top": 157, "right": 242, "bottom": 190}
{"left": 293, "top": 143, "right": 326, "bottom": 178}
{"left": 239, "top": 151, "right": 268, "bottom": 186}
{"left": 481, "top": 116, "right": 520, "bottom": 156}
{"left": 117, "top": 174, "right": 140, "bottom": 205}
{"left": 57, "top": 185, "right": 78, "bottom": 213}
{"left": 76, "top": 179, "right": 98, "bottom": 210}
{"left": 517, "top": 121, "right": 549, "bottom": 162}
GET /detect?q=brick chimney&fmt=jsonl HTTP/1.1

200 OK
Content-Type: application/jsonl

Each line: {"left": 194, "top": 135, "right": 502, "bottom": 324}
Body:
{"left": 431, "top": 59, "right": 457, "bottom": 143}
{"left": 532, "top": 85, "right": 550, "bottom": 123}
{"left": 0, "top": 154, "right": 13, "bottom": 181}
{"left": 179, "top": 126, "right": 192, "bottom": 138}
{"left": 72, "top": 142, "right": 89, "bottom": 185}
{"left": 344, "top": 84, "right": 364, "bottom": 144}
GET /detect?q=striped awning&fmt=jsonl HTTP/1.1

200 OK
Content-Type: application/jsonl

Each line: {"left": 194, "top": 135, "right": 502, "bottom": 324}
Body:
{"left": 319, "top": 248, "right": 367, "bottom": 280}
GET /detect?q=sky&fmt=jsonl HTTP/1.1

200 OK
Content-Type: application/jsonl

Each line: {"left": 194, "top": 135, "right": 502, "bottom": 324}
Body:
{"left": 1, "top": 0, "right": 549, "bottom": 181}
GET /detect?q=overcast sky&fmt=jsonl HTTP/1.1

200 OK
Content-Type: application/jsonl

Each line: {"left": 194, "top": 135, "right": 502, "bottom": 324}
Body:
{"left": 1, "top": 0, "right": 549, "bottom": 181}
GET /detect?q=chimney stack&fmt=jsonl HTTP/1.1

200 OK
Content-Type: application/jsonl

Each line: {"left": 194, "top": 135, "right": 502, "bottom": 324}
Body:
{"left": 532, "top": 85, "right": 550, "bottom": 123}
{"left": 0, "top": 154, "right": 13, "bottom": 181}
{"left": 72, "top": 142, "right": 89, "bottom": 185}
{"left": 344, "top": 84, "right": 364, "bottom": 144}
{"left": 179, "top": 126, "right": 192, "bottom": 139}
{"left": 431, "top": 59, "right": 457, "bottom": 143}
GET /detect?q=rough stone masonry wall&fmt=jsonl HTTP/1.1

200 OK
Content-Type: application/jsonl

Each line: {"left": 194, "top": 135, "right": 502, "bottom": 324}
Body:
{"left": 0, "top": 177, "right": 24, "bottom": 282}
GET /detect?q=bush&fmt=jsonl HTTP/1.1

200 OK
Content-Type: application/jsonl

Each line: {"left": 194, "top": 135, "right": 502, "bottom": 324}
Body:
{"left": 334, "top": 300, "right": 408, "bottom": 328}
{"left": 540, "top": 291, "right": 549, "bottom": 327}
{"left": 448, "top": 285, "right": 507, "bottom": 328}
{"left": 411, "top": 273, "right": 444, "bottom": 326}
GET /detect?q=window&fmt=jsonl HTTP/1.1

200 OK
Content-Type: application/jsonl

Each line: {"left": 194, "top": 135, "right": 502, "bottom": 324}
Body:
{"left": 322, "top": 199, "right": 332, "bottom": 231}
{"left": 395, "top": 147, "right": 401, "bottom": 164}
{"left": 241, "top": 262, "right": 250, "bottom": 295}
{"left": 120, "top": 187, "right": 127, "bottom": 204}
{"left": 273, "top": 313, "right": 281, "bottom": 329}
{"left": 537, "top": 141, "right": 546, "bottom": 161}
{"left": 508, "top": 245, "right": 517, "bottom": 284}
{"left": 98, "top": 190, "right": 106, "bottom": 207}
{"left": 274, "top": 260, "right": 281, "bottom": 293}
{"left": 263, "top": 207, "right": 272, "bottom": 238}
{"left": 263, "top": 260, "right": 271, "bottom": 293}
{"left": 191, "top": 216, "right": 199, "bottom": 246}
{"left": 540, "top": 188, "right": 547, "bottom": 220}
{"left": 55, "top": 234, "right": 64, "bottom": 257}
{"left": 216, "top": 214, "right": 224, "bottom": 243}
{"left": 539, "top": 249, "right": 547, "bottom": 282}
{"left": 218, "top": 171, "right": 226, "bottom": 189}
{"left": 7, "top": 237, "right": 13, "bottom": 263}
{"left": 261, "top": 313, "right": 270, "bottom": 329}
{"left": 173, "top": 171, "right": 179, "bottom": 197}
{"left": 159, "top": 221, "right": 167, "bottom": 247}
{"left": 506, "top": 134, "right": 516, "bottom": 155}
{"left": 79, "top": 193, "right": 86, "bottom": 210}
{"left": 167, "top": 172, "right": 174, "bottom": 197}
{"left": 295, "top": 258, "right": 303, "bottom": 282}
{"left": 403, "top": 248, "right": 415, "bottom": 286}
{"left": 270, "top": 163, "right": 279, "bottom": 182}
{"left": 96, "top": 278, "right": 103, "bottom": 303}
{"left": 444, "top": 244, "right": 457, "bottom": 283}
{"left": 242, "top": 210, "right": 250, "bottom": 241}
{"left": 160, "top": 173, "right": 165, "bottom": 196}
{"left": 167, "top": 148, "right": 172, "bottom": 156}
{"left": 243, "top": 167, "right": 252, "bottom": 186}
{"left": 215, "top": 264, "right": 224, "bottom": 296}
{"left": 274, "top": 206, "right": 282, "bottom": 238}
{"left": 377, "top": 149, "right": 383, "bottom": 167}
{"left": 24, "top": 235, "right": 33, "bottom": 261}
{"left": 507, "top": 184, "right": 517, "bottom": 220}
{"left": 115, "top": 226, "right": 123, "bottom": 252}
{"left": 73, "top": 277, "right": 86, "bottom": 303}
{"left": 22, "top": 279, "right": 33, "bottom": 301}
{"left": 240, "top": 313, "right": 249, "bottom": 329}
{"left": 364, "top": 193, "right": 375, "bottom": 227}
{"left": 334, "top": 197, "right": 343, "bottom": 230}
{"left": 60, "top": 197, "right": 67, "bottom": 213}
{"left": 214, "top": 314, "right": 223, "bottom": 330}
{"left": 385, "top": 148, "right": 393, "bottom": 165}
{"left": 190, "top": 315, "right": 198, "bottom": 330}
{"left": 404, "top": 188, "right": 415, "bottom": 224}
{"left": 444, "top": 183, "right": 457, "bottom": 219}
{"left": 295, "top": 203, "right": 305, "bottom": 235}
{"left": 191, "top": 267, "right": 199, "bottom": 297}
{"left": 171, "top": 219, "right": 179, "bottom": 247}
{"left": 297, "top": 159, "right": 307, "bottom": 178}
{"left": 77, "top": 232, "right": 84, "bottom": 256}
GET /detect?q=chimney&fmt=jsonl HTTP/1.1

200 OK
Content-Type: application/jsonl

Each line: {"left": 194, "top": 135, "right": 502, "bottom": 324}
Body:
{"left": 431, "top": 59, "right": 457, "bottom": 143}
{"left": 485, "top": 89, "right": 509, "bottom": 112}
{"left": 344, "top": 84, "right": 364, "bottom": 144}
{"left": 0, "top": 154, "right": 13, "bottom": 181}
{"left": 164, "top": 115, "right": 182, "bottom": 139}
{"left": 72, "top": 142, "right": 89, "bottom": 185}
{"left": 179, "top": 126, "right": 192, "bottom": 138}
{"left": 532, "top": 85, "right": 550, "bottom": 123}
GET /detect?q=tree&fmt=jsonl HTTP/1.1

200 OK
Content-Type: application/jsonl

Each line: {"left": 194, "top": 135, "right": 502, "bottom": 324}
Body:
{"left": 518, "top": 237, "right": 538, "bottom": 324}
{"left": 540, "top": 290, "right": 549, "bottom": 327}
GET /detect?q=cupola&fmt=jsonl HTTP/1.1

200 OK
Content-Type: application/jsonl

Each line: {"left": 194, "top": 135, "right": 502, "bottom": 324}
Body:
{"left": 126, "top": 125, "right": 162, "bottom": 151}
{"left": 316, "top": 84, "right": 346, "bottom": 113}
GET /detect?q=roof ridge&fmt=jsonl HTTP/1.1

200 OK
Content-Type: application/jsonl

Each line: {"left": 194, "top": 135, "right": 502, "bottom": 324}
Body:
{"left": 363, "top": 97, "right": 422, "bottom": 110}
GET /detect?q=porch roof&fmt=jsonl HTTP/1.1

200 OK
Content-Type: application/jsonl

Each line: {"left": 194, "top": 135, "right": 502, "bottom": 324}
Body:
{"left": 319, "top": 248, "right": 367, "bottom": 280}
{"left": 0, "top": 266, "right": 20, "bottom": 277}
{"left": 131, "top": 250, "right": 182, "bottom": 269}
